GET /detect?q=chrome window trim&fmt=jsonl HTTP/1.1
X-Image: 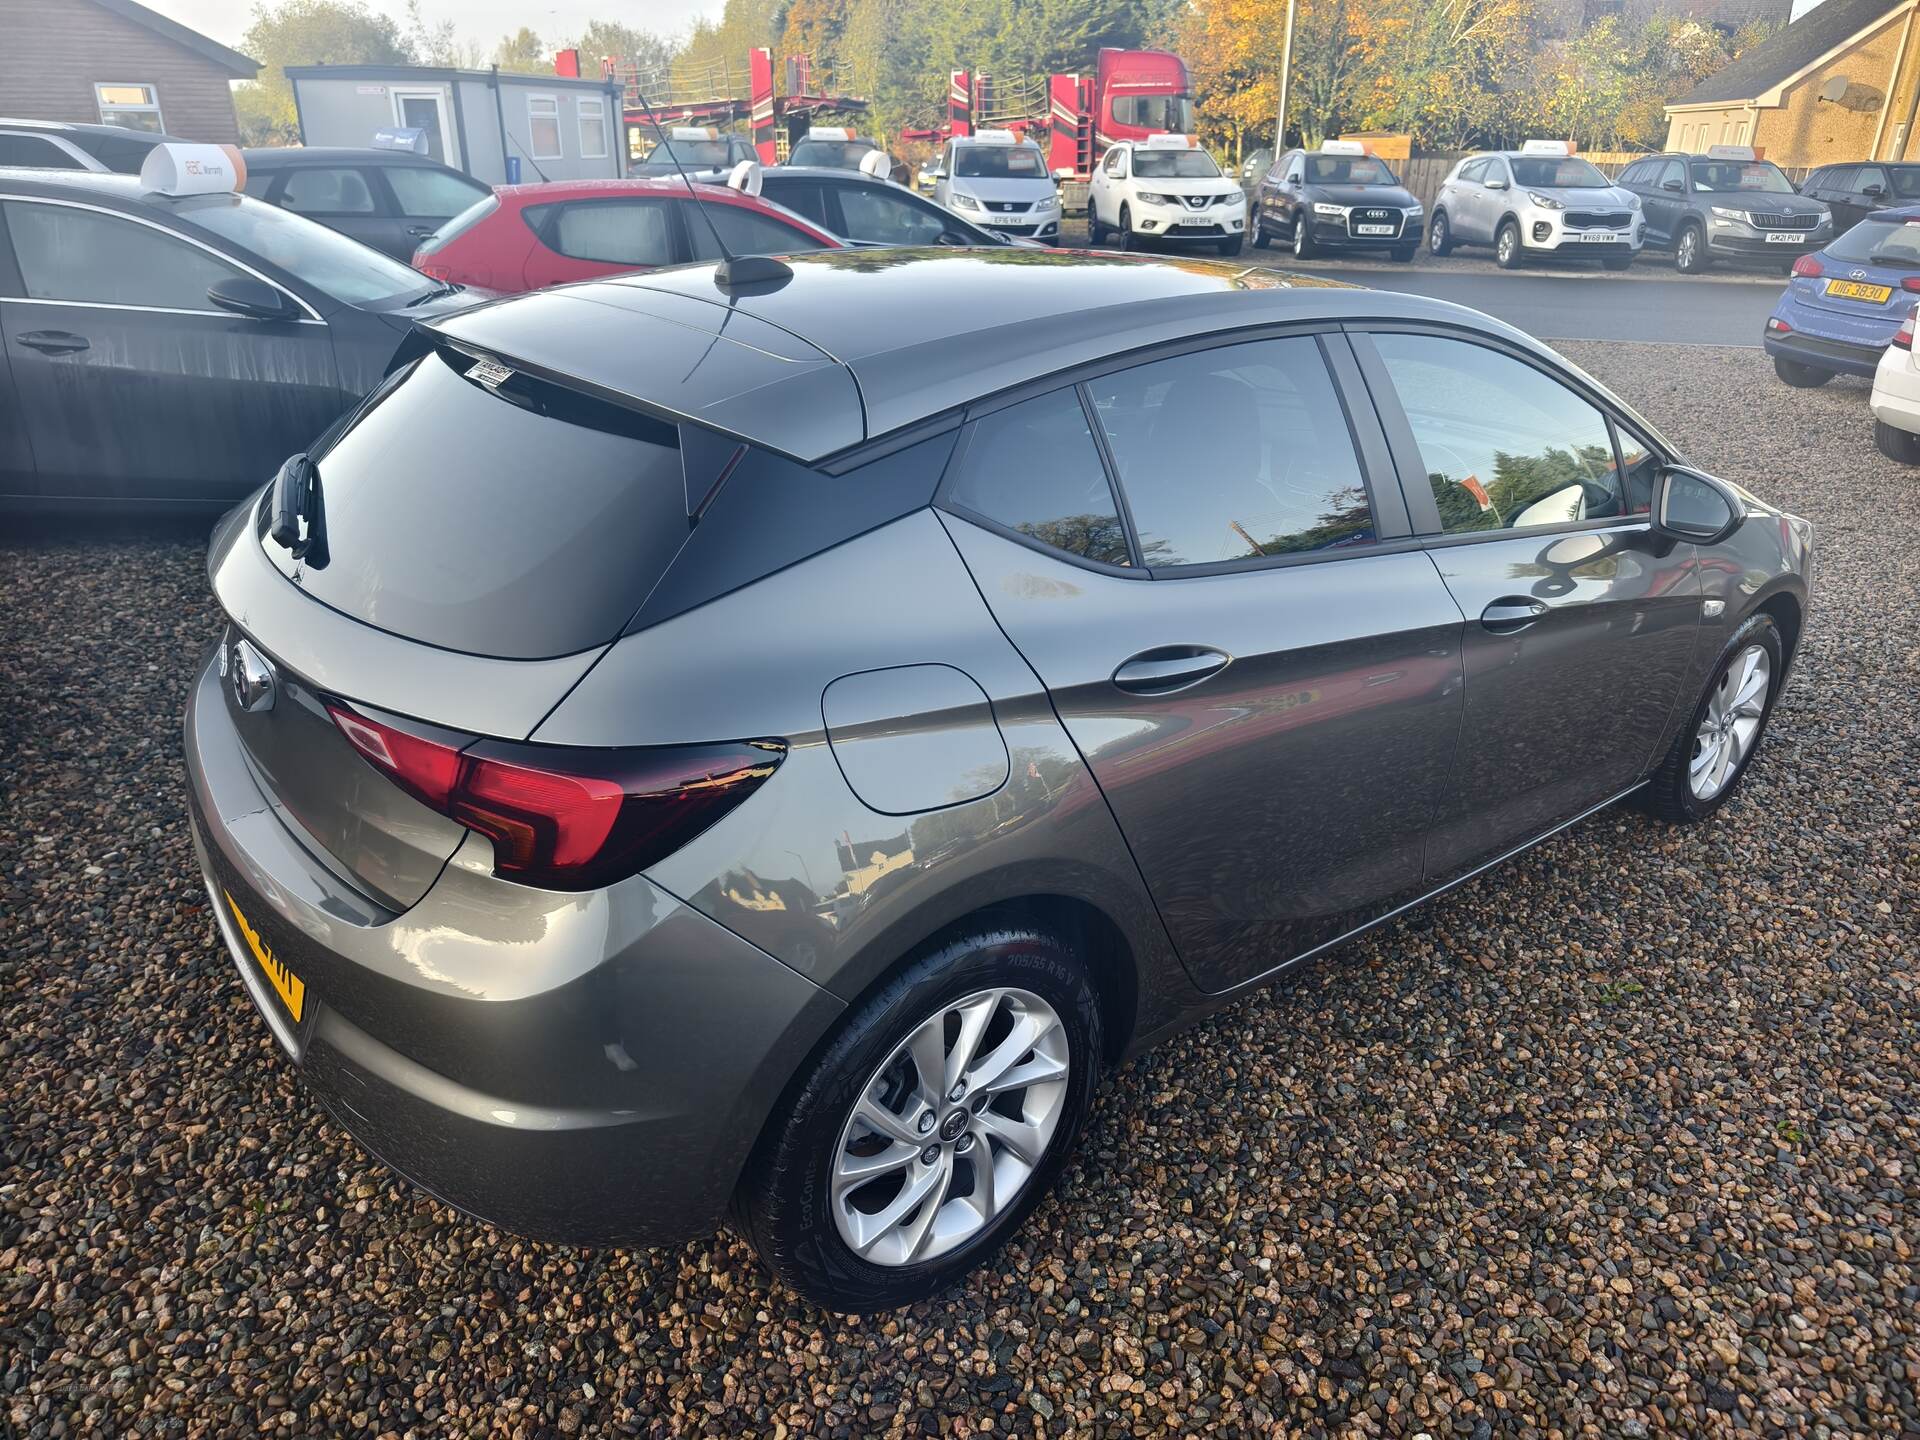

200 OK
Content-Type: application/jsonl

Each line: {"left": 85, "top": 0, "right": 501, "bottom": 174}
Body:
{"left": 0, "top": 294, "right": 325, "bottom": 324}
{"left": 0, "top": 193, "right": 325, "bottom": 321}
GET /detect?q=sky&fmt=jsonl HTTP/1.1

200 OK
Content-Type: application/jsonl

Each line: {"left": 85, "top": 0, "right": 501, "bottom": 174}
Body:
{"left": 155, "top": 0, "right": 725, "bottom": 55}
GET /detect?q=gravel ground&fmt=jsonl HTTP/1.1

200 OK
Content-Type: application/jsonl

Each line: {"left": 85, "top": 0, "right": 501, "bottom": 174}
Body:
{"left": 3, "top": 341, "right": 1917, "bottom": 1439}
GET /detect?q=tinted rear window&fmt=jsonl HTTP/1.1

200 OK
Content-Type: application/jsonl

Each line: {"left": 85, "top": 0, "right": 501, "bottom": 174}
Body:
{"left": 267, "top": 348, "right": 688, "bottom": 659}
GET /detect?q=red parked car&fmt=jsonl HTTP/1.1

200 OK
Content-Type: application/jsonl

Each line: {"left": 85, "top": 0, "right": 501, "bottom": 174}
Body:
{"left": 413, "top": 177, "right": 840, "bottom": 293}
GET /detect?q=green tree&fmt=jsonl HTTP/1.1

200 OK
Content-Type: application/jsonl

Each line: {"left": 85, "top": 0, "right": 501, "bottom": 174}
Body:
{"left": 235, "top": 0, "right": 413, "bottom": 145}
{"left": 571, "top": 19, "right": 677, "bottom": 76}
{"left": 404, "top": 0, "right": 478, "bottom": 67}
{"left": 492, "top": 25, "right": 547, "bottom": 73}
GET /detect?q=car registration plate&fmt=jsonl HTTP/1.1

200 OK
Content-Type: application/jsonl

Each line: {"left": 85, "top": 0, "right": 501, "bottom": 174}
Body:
{"left": 224, "top": 888, "right": 306, "bottom": 1024}
{"left": 1825, "top": 278, "right": 1892, "bottom": 303}
{"left": 1578, "top": 232, "right": 1618, "bottom": 243}
{"left": 1176, "top": 217, "right": 1213, "bottom": 227}
{"left": 1764, "top": 231, "right": 1803, "bottom": 244}
{"left": 1355, "top": 223, "right": 1395, "bottom": 236}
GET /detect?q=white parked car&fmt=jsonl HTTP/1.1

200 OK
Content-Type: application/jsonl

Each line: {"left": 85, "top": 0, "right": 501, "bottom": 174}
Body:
{"left": 1870, "top": 304, "right": 1920, "bottom": 462}
{"left": 1087, "top": 134, "right": 1246, "bottom": 255}
{"left": 932, "top": 129, "right": 1060, "bottom": 243}
{"left": 1430, "top": 140, "right": 1643, "bottom": 270}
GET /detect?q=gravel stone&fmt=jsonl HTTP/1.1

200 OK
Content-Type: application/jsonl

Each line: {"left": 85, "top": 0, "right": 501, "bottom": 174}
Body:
{"left": 1, "top": 341, "right": 1915, "bottom": 1437}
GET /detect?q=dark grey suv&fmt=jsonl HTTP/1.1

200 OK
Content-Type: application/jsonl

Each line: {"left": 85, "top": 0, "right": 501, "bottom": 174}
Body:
{"left": 1617, "top": 150, "right": 1832, "bottom": 273}
{"left": 185, "top": 248, "right": 1813, "bottom": 1311}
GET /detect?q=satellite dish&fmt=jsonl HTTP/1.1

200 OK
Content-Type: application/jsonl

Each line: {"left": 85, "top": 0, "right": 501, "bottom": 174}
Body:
{"left": 1820, "top": 75, "right": 1850, "bottom": 103}
{"left": 859, "top": 148, "right": 894, "bottom": 180}
{"left": 727, "top": 158, "right": 763, "bottom": 196}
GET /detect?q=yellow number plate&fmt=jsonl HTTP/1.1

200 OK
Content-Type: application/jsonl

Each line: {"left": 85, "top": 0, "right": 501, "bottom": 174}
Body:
{"left": 224, "top": 890, "right": 305, "bottom": 1023}
{"left": 1825, "top": 279, "right": 1893, "bottom": 303}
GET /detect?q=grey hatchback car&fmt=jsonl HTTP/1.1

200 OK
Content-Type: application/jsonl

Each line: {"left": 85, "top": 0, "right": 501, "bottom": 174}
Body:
{"left": 186, "top": 248, "right": 1813, "bottom": 1311}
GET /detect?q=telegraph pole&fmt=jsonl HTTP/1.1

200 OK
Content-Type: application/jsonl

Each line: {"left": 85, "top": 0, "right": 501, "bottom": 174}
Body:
{"left": 1275, "top": 0, "right": 1297, "bottom": 150}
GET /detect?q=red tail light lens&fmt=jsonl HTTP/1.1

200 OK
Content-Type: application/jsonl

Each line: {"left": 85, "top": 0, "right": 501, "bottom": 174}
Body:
{"left": 326, "top": 703, "right": 783, "bottom": 891}
{"left": 1791, "top": 254, "right": 1823, "bottom": 279}
{"left": 1896, "top": 307, "right": 1915, "bottom": 350}
{"left": 1902, "top": 277, "right": 1920, "bottom": 293}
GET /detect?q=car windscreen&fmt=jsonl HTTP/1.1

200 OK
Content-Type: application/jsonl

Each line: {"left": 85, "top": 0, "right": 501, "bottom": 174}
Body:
{"left": 174, "top": 193, "right": 430, "bottom": 305}
{"left": 1689, "top": 160, "right": 1794, "bottom": 194}
{"left": 1132, "top": 149, "right": 1221, "bottom": 179}
{"left": 1304, "top": 155, "right": 1397, "bottom": 185}
{"left": 650, "top": 139, "right": 730, "bottom": 168}
{"left": 270, "top": 347, "right": 689, "bottom": 659}
{"left": 788, "top": 139, "right": 876, "bottom": 169}
{"left": 1892, "top": 170, "right": 1920, "bottom": 197}
{"left": 1509, "top": 157, "right": 1610, "bottom": 188}
{"left": 953, "top": 145, "right": 1046, "bottom": 178}
{"left": 1825, "top": 215, "right": 1920, "bottom": 267}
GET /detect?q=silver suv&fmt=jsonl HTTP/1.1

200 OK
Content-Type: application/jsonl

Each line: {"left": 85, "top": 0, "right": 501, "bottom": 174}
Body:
{"left": 1431, "top": 144, "right": 1644, "bottom": 269}
{"left": 187, "top": 248, "right": 1811, "bottom": 1312}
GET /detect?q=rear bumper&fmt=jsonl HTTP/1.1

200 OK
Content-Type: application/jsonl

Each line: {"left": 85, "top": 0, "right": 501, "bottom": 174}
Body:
{"left": 183, "top": 653, "right": 843, "bottom": 1247}
{"left": 1763, "top": 327, "right": 1882, "bottom": 377}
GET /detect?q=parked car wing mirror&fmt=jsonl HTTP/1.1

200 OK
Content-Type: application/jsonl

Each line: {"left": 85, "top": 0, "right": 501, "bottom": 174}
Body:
{"left": 1652, "top": 466, "right": 1743, "bottom": 545}
{"left": 1662, "top": 178, "right": 1684, "bottom": 192}
{"left": 1485, "top": 177, "right": 1508, "bottom": 191}
{"left": 208, "top": 276, "right": 296, "bottom": 321}
{"left": 1864, "top": 183, "right": 1886, "bottom": 196}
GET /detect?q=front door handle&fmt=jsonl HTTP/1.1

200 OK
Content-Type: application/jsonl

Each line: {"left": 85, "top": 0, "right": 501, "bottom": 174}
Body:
{"left": 1480, "top": 597, "right": 1550, "bottom": 633}
{"left": 406, "top": 224, "right": 437, "bottom": 237}
{"left": 16, "top": 330, "right": 88, "bottom": 355}
{"left": 1111, "top": 647, "right": 1231, "bottom": 695}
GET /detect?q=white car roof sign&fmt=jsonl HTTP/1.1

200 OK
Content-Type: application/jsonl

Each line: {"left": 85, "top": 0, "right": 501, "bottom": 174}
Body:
{"left": 808, "top": 126, "right": 852, "bottom": 142}
{"left": 671, "top": 126, "right": 718, "bottom": 141}
{"left": 1319, "top": 139, "right": 1365, "bottom": 155}
{"left": 140, "top": 142, "right": 245, "bottom": 197}
{"left": 969, "top": 128, "right": 1017, "bottom": 145}
{"left": 1142, "top": 133, "right": 1196, "bottom": 149}
{"left": 1520, "top": 139, "right": 1573, "bottom": 156}
{"left": 1706, "top": 144, "right": 1757, "bottom": 160}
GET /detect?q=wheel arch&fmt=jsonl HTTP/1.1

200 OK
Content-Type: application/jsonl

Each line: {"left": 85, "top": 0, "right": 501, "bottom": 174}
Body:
{"left": 1754, "top": 587, "right": 1804, "bottom": 667}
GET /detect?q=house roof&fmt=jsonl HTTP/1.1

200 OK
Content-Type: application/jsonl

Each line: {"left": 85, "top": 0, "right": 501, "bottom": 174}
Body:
{"left": 1677, "top": 0, "right": 1905, "bottom": 105}
{"left": 90, "top": 0, "right": 258, "bottom": 79}
{"left": 284, "top": 64, "right": 618, "bottom": 90}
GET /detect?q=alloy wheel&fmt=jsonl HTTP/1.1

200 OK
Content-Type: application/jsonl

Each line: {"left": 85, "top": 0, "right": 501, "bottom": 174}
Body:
{"left": 830, "top": 987, "right": 1070, "bottom": 1267}
{"left": 1497, "top": 227, "right": 1515, "bottom": 264}
{"left": 1690, "top": 643, "right": 1770, "bottom": 801}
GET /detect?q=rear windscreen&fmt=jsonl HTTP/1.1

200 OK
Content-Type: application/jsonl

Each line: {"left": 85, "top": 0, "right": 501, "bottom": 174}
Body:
{"left": 264, "top": 348, "right": 689, "bottom": 659}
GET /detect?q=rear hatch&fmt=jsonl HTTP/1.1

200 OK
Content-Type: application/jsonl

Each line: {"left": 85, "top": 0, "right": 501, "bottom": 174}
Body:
{"left": 208, "top": 333, "right": 736, "bottom": 910}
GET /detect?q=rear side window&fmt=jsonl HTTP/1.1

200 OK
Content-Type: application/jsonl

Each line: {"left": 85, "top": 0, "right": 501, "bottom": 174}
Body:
{"left": 1372, "top": 333, "right": 1625, "bottom": 533}
{"left": 684, "top": 201, "right": 831, "bottom": 259}
{"left": 1088, "top": 337, "right": 1374, "bottom": 567}
{"left": 280, "top": 167, "right": 378, "bottom": 214}
{"left": 945, "top": 390, "right": 1131, "bottom": 567}
{"left": 275, "top": 348, "right": 689, "bottom": 659}
{"left": 761, "top": 179, "right": 830, "bottom": 227}
{"left": 530, "top": 198, "right": 676, "bottom": 266}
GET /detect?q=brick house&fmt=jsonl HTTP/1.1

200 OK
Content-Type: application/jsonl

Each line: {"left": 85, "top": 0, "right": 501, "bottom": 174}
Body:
{"left": 0, "top": 0, "right": 258, "bottom": 144}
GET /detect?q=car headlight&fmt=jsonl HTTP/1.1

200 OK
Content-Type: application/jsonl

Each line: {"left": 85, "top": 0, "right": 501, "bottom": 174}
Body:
{"left": 1527, "top": 191, "right": 1564, "bottom": 211}
{"left": 1403, "top": 205, "right": 1424, "bottom": 219}
{"left": 1135, "top": 191, "right": 1178, "bottom": 206}
{"left": 1624, "top": 192, "right": 1642, "bottom": 210}
{"left": 1312, "top": 202, "right": 1347, "bottom": 216}
{"left": 1031, "top": 192, "right": 1058, "bottom": 211}
{"left": 949, "top": 193, "right": 981, "bottom": 211}
{"left": 1219, "top": 191, "right": 1244, "bottom": 207}
{"left": 1710, "top": 205, "right": 1747, "bottom": 221}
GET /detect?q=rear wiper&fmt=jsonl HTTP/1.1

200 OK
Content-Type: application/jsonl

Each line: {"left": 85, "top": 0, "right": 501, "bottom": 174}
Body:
{"left": 268, "top": 451, "right": 328, "bottom": 568}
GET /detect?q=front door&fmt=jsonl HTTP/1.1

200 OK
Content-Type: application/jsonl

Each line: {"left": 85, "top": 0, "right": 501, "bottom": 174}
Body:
{"left": 1355, "top": 329, "right": 1700, "bottom": 878}
{"left": 0, "top": 197, "right": 344, "bottom": 503}
{"left": 939, "top": 333, "right": 1469, "bottom": 993}
{"left": 1644, "top": 159, "right": 1686, "bottom": 246}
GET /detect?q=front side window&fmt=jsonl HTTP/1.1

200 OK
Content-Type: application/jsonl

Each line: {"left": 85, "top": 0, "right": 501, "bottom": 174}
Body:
{"left": 1372, "top": 333, "right": 1626, "bottom": 534}
{"left": 528, "top": 96, "right": 563, "bottom": 160}
{"left": 1102, "top": 148, "right": 1127, "bottom": 177}
{"left": 1088, "top": 337, "right": 1374, "bottom": 567}
{"left": 1659, "top": 159, "right": 1685, "bottom": 190}
{"left": 578, "top": 98, "right": 609, "bottom": 159}
{"left": 944, "top": 390, "right": 1131, "bottom": 567}
{"left": 684, "top": 201, "right": 832, "bottom": 258}
{"left": 4, "top": 201, "right": 239, "bottom": 310}
{"left": 1857, "top": 164, "right": 1890, "bottom": 194}
{"left": 95, "top": 83, "right": 163, "bottom": 132}
{"left": 384, "top": 165, "right": 490, "bottom": 218}
{"left": 279, "top": 167, "right": 378, "bottom": 214}
{"left": 831, "top": 186, "right": 951, "bottom": 245}
{"left": 532, "top": 199, "right": 675, "bottom": 265}
{"left": 1457, "top": 158, "right": 1488, "bottom": 184}
{"left": 176, "top": 193, "right": 427, "bottom": 305}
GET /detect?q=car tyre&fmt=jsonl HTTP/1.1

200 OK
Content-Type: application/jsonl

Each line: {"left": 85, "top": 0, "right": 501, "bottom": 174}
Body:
{"left": 1429, "top": 209, "right": 1453, "bottom": 256}
{"left": 734, "top": 923, "right": 1103, "bottom": 1313}
{"left": 1251, "top": 214, "right": 1270, "bottom": 249}
{"left": 1773, "top": 355, "right": 1833, "bottom": 388}
{"left": 1116, "top": 203, "right": 1134, "bottom": 252}
{"left": 1496, "top": 220, "right": 1523, "bottom": 269}
{"left": 1087, "top": 207, "right": 1107, "bottom": 246}
{"left": 1874, "top": 416, "right": 1920, "bottom": 463}
{"left": 1675, "top": 222, "right": 1708, "bottom": 274}
{"left": 1292, "top": 214, "right": 1315, "bottom": 260}
{"left": 1637, "top": 612, "right": 1783, "bottom": 824}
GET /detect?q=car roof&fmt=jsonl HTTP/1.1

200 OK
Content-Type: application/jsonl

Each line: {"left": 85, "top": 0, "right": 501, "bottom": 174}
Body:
{"left": 240, "top": 147, "right": 462, "bottom": 167}
{"left": 0, "top": 168, "right": 158, "bottom": 201}
{"left": 427, "top": 248, "right": 1555, "bottom": 464}
{"left": 0, "top": 117, "right": 165, "bottom": 140}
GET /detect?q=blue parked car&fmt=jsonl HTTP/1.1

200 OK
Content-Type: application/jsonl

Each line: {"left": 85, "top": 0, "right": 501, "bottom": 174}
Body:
{"left": 1765, "top": 204, "right": 1920, "bottom": 386}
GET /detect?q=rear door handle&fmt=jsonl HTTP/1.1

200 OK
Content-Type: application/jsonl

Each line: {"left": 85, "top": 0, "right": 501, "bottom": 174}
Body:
{"left": 1480, "top": 597, "right": 1550, "bottom": 633}
{"left": 406, "top": 224, "right": 436, "bottom": 237}
{"left": 16, "top": 330, "right": 88, "bottom": 355}
{"left": 1111, "top": 647, "right": 1231, "bottom": 695}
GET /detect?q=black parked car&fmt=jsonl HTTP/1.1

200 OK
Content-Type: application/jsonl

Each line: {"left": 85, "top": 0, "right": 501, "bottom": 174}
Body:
{"left": 241, "top": 148, "right": 494, "bottom": 261}
{"left": 0, "top": 117, "right": 184, "bottom": 174}
{"left": 756, "top": 168, "right": 1019, "bottom": 247}
{"left": 1252, "top": 145, "right": 1422, "bottom": 261}
{"left": 1798, "top": 160, "right": 1920, "bottom": 232}
{"left": 0, "top": 167, "right": 484, "bottom": 509}
{"left": 1616, "top": 149, "right": 1833, "bottom": 273}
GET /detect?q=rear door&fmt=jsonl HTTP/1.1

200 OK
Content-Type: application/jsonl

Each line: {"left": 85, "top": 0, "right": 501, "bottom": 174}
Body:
{"left": 0, "top": 194, "right": 344, "bottom": 504}
{"left": 940, "top": 330, "right": 1468, "bottom": 993}
{"left": 1352, "top": 327, "right": 1699, "bottom": 879}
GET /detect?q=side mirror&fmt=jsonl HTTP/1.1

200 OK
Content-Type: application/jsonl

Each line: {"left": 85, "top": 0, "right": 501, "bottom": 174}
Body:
{"left": 1652, "top": 466, "right": 1743, "bottom": 545}
{"left": 1662, "top": 178, "right": 1684, "bottom": 193}
{"left": 932, "top": 169, "right": 947, "bottom": 180}
{"left": 1864, "top": 183, "right": 1886, "bottom": 197}
{"left": 208, "top": 276, "right": 296, "bottom": 321}
{"left": 1484, "top": 176, "right": 1508, "bottom": 191}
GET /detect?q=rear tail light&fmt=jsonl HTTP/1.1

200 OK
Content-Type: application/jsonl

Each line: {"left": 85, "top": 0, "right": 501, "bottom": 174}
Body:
{"left": 1895, "top": 306, "right": 1915, "bottom": 350}
{"left": 326, "top": 703, "right": 783, "bottom": 891}
{"left": 1791, "top": 254, "right": 1823, "bottom": 278}
{"left": 1902, "top": 277, "right": 1920, "bottom": 293}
